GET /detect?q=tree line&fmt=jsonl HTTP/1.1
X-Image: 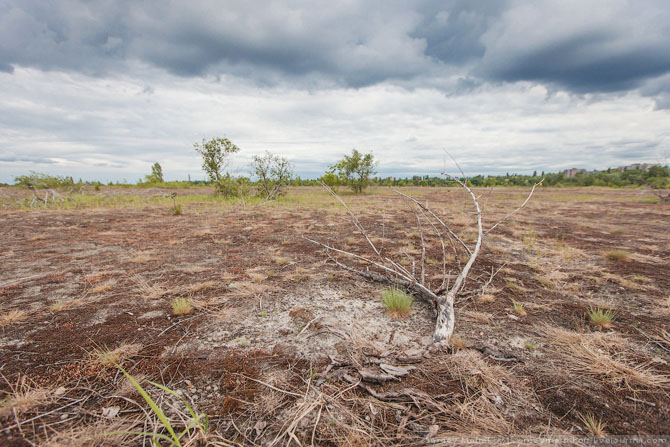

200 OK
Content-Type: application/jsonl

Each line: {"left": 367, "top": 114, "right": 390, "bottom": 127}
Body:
{"left": 9, "top": 137, "right": 669, "bottom": 193}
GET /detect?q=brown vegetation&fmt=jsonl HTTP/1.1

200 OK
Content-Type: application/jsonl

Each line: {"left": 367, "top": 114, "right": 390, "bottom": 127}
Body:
{"left": 0, "top": 185, "right": 669, "bottom": 445}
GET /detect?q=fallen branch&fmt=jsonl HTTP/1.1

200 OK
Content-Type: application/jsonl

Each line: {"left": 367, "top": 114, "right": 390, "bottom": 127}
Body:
{"left": 305, "top": 166, "right": 542, "bottom": 349}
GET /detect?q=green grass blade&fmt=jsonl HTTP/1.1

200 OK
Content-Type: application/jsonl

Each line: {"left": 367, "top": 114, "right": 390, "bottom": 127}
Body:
{"left": 117, "top": 366, "right": 180, "bottom": 446}
{"left": 177, "top": 414, "right": 207, "bottom": 441}
{"left": 149, "top": 381, "right": 201, "bottom": 428}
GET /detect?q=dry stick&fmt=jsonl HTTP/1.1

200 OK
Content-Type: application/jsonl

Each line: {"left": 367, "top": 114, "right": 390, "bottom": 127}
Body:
{"left": 479, "top": 186, "right": 495, "bottom": 213}
{"left": 393, "top": 190, "right": 471, "bottom": 256}
{"left": 304, "top": 238, "right": 439, "bottom": 305}
{"left": 311, "top": 405, "right": 323, "bottom": 446}
{"left": 431, "top": 173, "right": 483, "bottom": 345}
{"left": 320, "top": 181, "right": 385, "bottom": 265}
{"left": 2, "top": 396, "right": 88, "bottom": 431}
{"left": 485, "top": 179, "right": 544, "bottom": 235}
{"left": 298, "top": 316, "right": 320, "bottom": 336}
{"left": 632, "top": 326, "right": 670, "bottom": 354}
{"left": 322, "top": 251, "right": 435, "bottom": 306}
{"left": 413, "top": 205, "right": 427, "bottom": 286}
{"left": 415, "top": 205, "right": 449, "bottom": 290}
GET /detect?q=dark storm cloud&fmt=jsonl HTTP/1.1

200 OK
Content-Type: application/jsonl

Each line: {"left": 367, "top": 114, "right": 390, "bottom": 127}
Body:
{"left": 480, "top": 25, "right": 670, "bottom": 93}
{"left": 1, "top": 1, "right": 669, "bottom": 97}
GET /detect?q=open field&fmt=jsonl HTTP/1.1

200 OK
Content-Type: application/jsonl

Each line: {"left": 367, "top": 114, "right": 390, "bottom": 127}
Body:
{"left": 1, "top": 186, "right": 669, "bottom": 445}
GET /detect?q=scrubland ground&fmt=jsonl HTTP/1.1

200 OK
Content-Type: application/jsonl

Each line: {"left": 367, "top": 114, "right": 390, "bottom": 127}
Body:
{"left": 0, "top": 186, "right": 669, "bottom": 446}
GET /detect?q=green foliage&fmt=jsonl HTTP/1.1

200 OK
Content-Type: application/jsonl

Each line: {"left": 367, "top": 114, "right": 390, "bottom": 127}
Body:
{"left": 193, "top": 137, "right": 240, "bottom": 194}
{"left": 381, "top": 287, "right": 413, "bottom": 317}
{"left": 251, "top": 151, "right": 293, "bottom": 200}
{"left": 113, "top": 364, "right": 209, "bottom": 446}
{"left": 319, "top": 170, "right": 340, "bottom": 190}
{"left": 215, "top": 174, "right": 243, "bottom": 197}
{"left": 145, "top": 162, "right": 164, "bottom": 184}
{"left": 330, "top": 149, "right": 376, "bottom": 193}
{"left": 14, "top": 172, "right": 74, "bottom": 189}
{"left": 370, "top": 165, "right": 670, "bottom": 188}
{"left": 588, "top": 307, "right": 615, "bottom": 329}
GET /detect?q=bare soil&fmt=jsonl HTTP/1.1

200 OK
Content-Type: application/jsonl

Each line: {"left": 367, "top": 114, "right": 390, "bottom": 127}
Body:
{"left": 1, "top": 186, "right": 669, "bottom": 445}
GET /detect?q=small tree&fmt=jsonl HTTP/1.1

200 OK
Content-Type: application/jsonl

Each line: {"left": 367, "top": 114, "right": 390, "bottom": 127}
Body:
{"left": 145, "top": 162, "right": 164, "bottom": 183}
{"left": 319, "top": 169, "right": 340, "bottom": 192}
{"left": 193, "top": 137, "right": 240, "bottom": 196}
{"left": 251, "top": 151, "right": 293, "bottom": 200}
{"left": 330, "top": 149, "right": 376, "bottom": 193}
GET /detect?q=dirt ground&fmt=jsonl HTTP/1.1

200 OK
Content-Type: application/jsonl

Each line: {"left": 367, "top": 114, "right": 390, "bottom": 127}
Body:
{"left": 1, "top": 186, "right": 669, "bottom": 446}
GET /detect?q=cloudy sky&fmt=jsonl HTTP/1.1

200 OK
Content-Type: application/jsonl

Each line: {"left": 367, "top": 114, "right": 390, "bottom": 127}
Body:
{"left": 1, "top": 0, "right": 669, "bottom": 182}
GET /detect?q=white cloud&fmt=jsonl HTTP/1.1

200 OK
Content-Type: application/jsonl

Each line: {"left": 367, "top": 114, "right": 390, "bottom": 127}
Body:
{"left": 1, "top": 67, "right": 668, "bottom": 183}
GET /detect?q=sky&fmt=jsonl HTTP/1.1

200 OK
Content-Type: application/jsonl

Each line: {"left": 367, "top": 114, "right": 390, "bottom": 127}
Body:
{"left": 1, "top": 0, "right": 670, "bottom": 183}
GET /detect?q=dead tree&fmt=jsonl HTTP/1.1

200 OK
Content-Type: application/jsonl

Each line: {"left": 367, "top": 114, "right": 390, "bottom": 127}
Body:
{"left": 304, "top": 173, "right": 542, "bottom": 349}
{"left": 28, "top": 185, "right": 66, "bottom": 207}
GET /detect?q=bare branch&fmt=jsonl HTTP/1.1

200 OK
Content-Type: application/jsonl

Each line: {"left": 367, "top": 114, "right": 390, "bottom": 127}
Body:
{"left": 485, "top": 179, "right": 543, "bottom": 235}
{"left": 320, "top": 182, "right": 385, "bottom": 264}
{"left": 393, "top": 189, "right": 471, "bottom": 256}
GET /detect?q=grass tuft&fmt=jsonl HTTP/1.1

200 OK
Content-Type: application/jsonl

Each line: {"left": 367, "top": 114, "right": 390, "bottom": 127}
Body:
{"left": 381, "top": 287, "right": 413, "bottom": 318}
{"left": 171, "top": 297, "right": 193, "bottom": 315}
{"left": 0, "top": 376, "right": 53, "bottom": 417}
{"left": 0, "top": 309, "right": 28, "bottom": 327}
{"left": 513, "top": 301, "right": 527, "bottom": 316}
{"left": 588, "top": 307, "right": 616, "bottom": 329}
{"left": 578, "top": 412, "right": 607, "bottom": 437}
{"left": 604, "top": 249, "right": 630, "bottom": 262}
{"left": 93, "top": 344, "right": 142, "bottom": 367}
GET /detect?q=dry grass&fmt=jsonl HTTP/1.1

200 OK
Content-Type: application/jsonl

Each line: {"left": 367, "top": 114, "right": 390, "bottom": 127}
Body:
{"left": 0, "top": 377, "right": 53, "bottom": 417}
{"left": 463, "top": 310, "right": 492, "bottom": 324}
{"left": 577, "top": 412, "right": 607, "bottom": 437}
{"left": 273, "top": 255, "right": 291, "bottom": 265}
{"left": 187, "top": 280, "right": 217, "bottom": 293}
{"left": 133, "top": 275, "right": 165, "bottom": 300}
{"left": 171, "top": 297, "right": 193, "bottom": 315}
{"left": 603, "top": 249, "right": 630, "bottom": 262}
{"left": 0, "top": 309, "right": 28, "bottom": 326}
{"left": 248, "top": 271, "right": 268, "bottom": 282}
{"left": 438, "top": 350, "right": 534, "bottom": 434}
{"left": 129, "top": 251, "right": 153, "bottom": 263}
{"left": 540, "top": 325, "right": 670, "bottom": 389}
{"left": 180, "top": 265, "right": 209, "bottom": 274}
{"left": 93, "top": 343, "right": 142, "bottom": 367}
{"left": 42, "top": 419, "right": 141, "bottom": 447}
{"left": 513, "top": 301, "right": 527, "bottom": 316}
{"left": 49, "top": 300, "right": 67, "bottom": 312}
{"left": 90, "top": 281, "right": 115, "bottom": 294}
{"left": 450, "top": 335, "right": 468, "bottom": 351}
{"left": 478, "top": 286, "right": 498, "bottom": 303}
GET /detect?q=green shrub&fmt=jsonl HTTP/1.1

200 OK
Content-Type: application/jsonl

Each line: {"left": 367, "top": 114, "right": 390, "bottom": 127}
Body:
{"left": 14, "top": 172, "right": 74, "bottom": 189}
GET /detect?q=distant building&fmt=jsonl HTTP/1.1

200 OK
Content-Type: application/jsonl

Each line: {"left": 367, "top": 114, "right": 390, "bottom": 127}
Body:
{"left": 561, "top": 168, "right": 586, "bottom": 178}
{"left": 615, "top": 163, "right": 655, "bottom": 172}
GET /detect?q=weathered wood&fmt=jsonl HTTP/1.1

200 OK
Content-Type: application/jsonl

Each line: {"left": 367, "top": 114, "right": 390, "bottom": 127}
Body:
{"left": 306, "top": 171, "right": 542, "bottom": 349}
